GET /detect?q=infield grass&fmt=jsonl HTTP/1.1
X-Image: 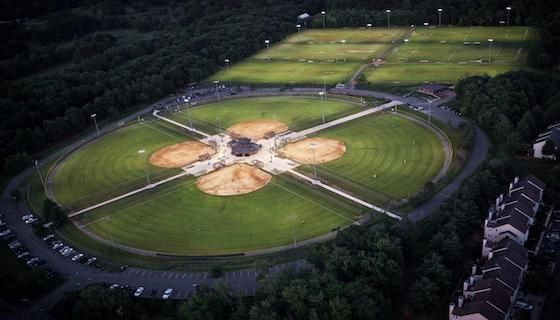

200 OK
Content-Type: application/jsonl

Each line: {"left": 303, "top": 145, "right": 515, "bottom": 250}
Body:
{"left": 300, "top": 113, "right": 445, "bottom": 204}
{"left": 168, "top": 96, "right": 362, "bottom": 134}
{"left": 52, "top": 121, "right": 188, "bottom": 211}
{"left": 78, "top": 175, "right": 360, "bottom": 255}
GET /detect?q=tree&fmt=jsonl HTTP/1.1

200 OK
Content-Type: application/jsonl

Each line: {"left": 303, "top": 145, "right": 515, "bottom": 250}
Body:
{"left": 71, "top": 285, "right": 146, "bottom": 320}
{"left": 408, "top": 276, "right": 439, "bottom": 311}
{"left": 542, "top": 139, "right": 556, "bottom": 156}
{"left": 43, "top": 198, "right": 68, "bottom": 226}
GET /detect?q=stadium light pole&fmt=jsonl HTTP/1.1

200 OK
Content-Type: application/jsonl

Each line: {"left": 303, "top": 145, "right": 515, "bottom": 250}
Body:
{"left": 428, "top": 100, "right": 432, "bottom": 124}
{"left": 404, "top": 38, "right": 409, "bottom": 45}
{"left": 341, "top": 39, "right": 347, "bottom": 62}
{"left": 184, "top": 98, "right": 193, "bottom": 128}
{"left": 423, "top": 22, "right": 429, "bottom": 43}
{"left": 321, "top": 11, "right": 326, "bottom": 29}
{"left": 319, "top": 91, "right": 325, "bottom": 124}
{"left": 138, "top": 149, "right": 151, "bottom": 186}
{"left": 438, "top": 8, "right": 443, "bottom": 27}
{"left": 34, "top": 160, "right": 45, "bottom": 191}
{"left": 90, "top": 113, "right": 100, "bottom": 137}
{"left": 386, "top": 10, "right": 391, "bottom": 29}
{"left": 488, "top": 38, "right": 494, "bottom": 63}
{"left": 506, "top": 6, "right": 512, "bottom": 26}
{"left": 310, "top": 142, "right": 318, "bottom": 181}
{"left": 296, "top": 24, "right": 301, "bottom": 32}
{"left": 213, "top": 80, "right": 220, "bottom": 101}
{"left": 264, "top": 39, "right": 270, "bottom": 49}
{"left": 224, "top": 58, "right": 230, "bottom": 69}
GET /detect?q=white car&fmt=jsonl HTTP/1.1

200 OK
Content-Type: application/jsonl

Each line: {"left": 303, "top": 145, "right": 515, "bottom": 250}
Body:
{"left": 26, "top": 257, "right": 39, "bottom": 265}
{"left": 25, "top": 218, "right": 38, "bottom": 224}
{"left": 17, "top": 251, "right": 30, "bottom": 259}
{"left": 134, "top": 287, "right": 144, "bottom": 297}
{"left": 162, "top": 288, "right": 173, "bottom": 299}
{"left": 9, "top": 241, "right": 21, "bottom": 249}
{"left": 84, "top": 257, "right": 97, "bottom": 265}
{"left": 0, "top": 229, "right": 12, "bottom": 236}
{"left": 42, "top": 234, "right": 55, "bottom": 241}
{"left": 514, "top": 299, "right": 533, "bottom": 311}
{"left": 62, "top": 249, "right": 75, "bottom": 257}
{"left": 52, "top": 242, "right": 64, "bottom": 250}
{"left": 72, "top": 253, "right": 84, "bottom": 262}
{"left": 22, "top": 214, "right": 33, "bottom": 221}
{"left": 109, "top": 283, "right": 120, "bottom": 290}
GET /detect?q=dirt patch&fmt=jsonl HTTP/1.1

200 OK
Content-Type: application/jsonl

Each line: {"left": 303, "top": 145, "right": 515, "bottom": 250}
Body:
{"left": 149, "top": 141, "right": 215, "bottom": 168}
{"left": 196, "top": 163, "right": 272, "bottom": 196}
{"left": 281, "top": 137, "right": 346, "bottom": 164}
{"left": 227, "top": 119, "right": 288, "bottom": 140}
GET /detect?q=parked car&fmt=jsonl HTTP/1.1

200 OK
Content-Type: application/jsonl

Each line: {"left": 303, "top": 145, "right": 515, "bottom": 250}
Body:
{"left": 21, "top": 214, "right": 33, "bottom": 221}
{"left": 0, "top": 229, "right": 12, "bottom": 237}
{"left": 26, "top": 257, "right": 39, "bottom": 266}
{"left": 84, "top": 257, "right": 97, "bottom": 265}
{"left": 17, "top": 251, "right": 30, "bottom": 259}
{"left": 134, "top": 287, "right": 144, "bottom": 297}
{"left": 109, "top": 284, "right": 120, "bottom": 290}
{"left": 52, "top": 242, "right": 64, "bottom": 250}
{"left": 71, "top": 254, "right": 84, "bottom": 262}
{"left": 8, "top": 240, "right": 21, "bottom": 249}
{"left": 514, "top": 299, "right": 533, "bottom": 311}
{"left": 162, "top": 288, "right": 173, "bottom": 299}
{"left": 42, "top": 234, "right": 55, "bottom": 241}
{"left": 25, "top": 218, "right": 38, "bottom": 224}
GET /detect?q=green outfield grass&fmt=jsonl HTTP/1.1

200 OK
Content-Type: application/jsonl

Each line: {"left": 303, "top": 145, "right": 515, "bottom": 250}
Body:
{"left": 52, "top": 121, "right": 187, "bottom": 211}
{"left": 363, "top": 63, "right": 524, "bottom": 85}
{"left": 300, "top": 113, "right": 445, "bottom": 204}
{"left": 364, "top": 26, "right": 537, "bottom": 85}
{"left": 212, "top": 60, "right": 361, "bottom": 85}
{"left": 254, "top": 43, "right": 387, "bottom": 61}
{"left": 168, "top": 96, "right": 362, "bottom": 134}
{"left": 78, "top": 175, "right": 360, "bottom": 255}
{"left": 285, "top": 28, "right": 406, "bottom": 43}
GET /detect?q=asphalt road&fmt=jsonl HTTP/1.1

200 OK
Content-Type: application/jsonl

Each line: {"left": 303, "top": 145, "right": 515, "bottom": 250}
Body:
{"left": 0, "top": 87, "right": 488, "bottom": 319}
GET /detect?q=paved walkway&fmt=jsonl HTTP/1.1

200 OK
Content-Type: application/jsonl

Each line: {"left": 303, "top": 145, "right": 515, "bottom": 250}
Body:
{"left": 288, "top": 170, "right": 402, "bottom": 220}
{"left": 283, "top": 100, "right": 402, "bottom": 140}
{"left": 152, "top": 110, "right": 210, "bottom": 138}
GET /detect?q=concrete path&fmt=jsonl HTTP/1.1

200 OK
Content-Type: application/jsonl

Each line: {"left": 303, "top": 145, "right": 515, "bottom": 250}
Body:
{"left": 152, "top": 110, "right": 210, "bottom": 138}
{"left": 288, "top": 169, "right": 402, "bottom": 220}
{"left": 283, "top": 100, "right": 402, "bottom": 141}
{"left": 67, "top": 171, "right": 190, "bottom": 218}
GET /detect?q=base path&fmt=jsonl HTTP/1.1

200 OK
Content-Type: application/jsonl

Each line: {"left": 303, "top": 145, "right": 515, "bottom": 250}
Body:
{"left": 282, "top": 100, "right": 402, "bottom": 141}
{"left": 288, "top": 169, "right": 402, "bottom": 221}
{"left": 153, "top": 110, "right": 211, "bottom": 138}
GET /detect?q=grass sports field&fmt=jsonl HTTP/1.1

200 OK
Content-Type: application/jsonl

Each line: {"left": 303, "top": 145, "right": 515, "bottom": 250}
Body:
{"left": 364, "top": 26, "right": 537, "bottom": 85}
{"left": 78, "top": 175, "right": 360, "bottom": 255}
{"left": 301, "top": 113, "right": 445, "bottom": 204}
{"left": 212, "top": 28, "right": 405, "bottom": 85}
{"left": 167, "top": 95, "right": 361, "bottom": 134}
{"left": 52, "top": 122, "right": 187, "bottom": 211}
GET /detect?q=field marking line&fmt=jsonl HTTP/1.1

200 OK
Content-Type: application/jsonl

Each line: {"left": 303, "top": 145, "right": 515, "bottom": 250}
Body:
{"left": 140, "top": 121, "right": 185, "bottom": 141}
{"left": 269, "top": 179, "right": 356, "bottom": 224}
{"left": 462, "top": 28, "right": 473, "bottom": 42}
{"left": 182, "top": 273, "right": 186, "bottom": 279}
{"left": 77, "top": 179, "right": 197, "bottom": 226}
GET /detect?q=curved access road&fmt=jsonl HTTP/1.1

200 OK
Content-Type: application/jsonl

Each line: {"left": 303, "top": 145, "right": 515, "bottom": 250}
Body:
{"left": 0, "top": 87, "right": 488, "bottom": 320}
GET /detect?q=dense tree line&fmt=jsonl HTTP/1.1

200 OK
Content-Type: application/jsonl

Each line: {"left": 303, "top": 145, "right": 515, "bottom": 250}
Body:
{"left": 456, "top": 71, "right": 560, "bottom": 153}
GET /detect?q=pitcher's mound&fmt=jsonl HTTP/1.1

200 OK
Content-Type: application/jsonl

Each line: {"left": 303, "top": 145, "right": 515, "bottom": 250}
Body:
{"left": 197, "top": 164, "right": 272, "bottom": 196}
{"left": 149, "top": 141, "right": 215, "bottom": 168}
{"left": 281, "top": 137, "right": 346, "bottom": 164}
{"left": 227, "top": 119, "right": 288, "bottom": 140}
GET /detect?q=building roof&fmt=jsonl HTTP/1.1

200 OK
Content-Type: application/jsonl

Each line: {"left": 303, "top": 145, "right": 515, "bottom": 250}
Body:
{"left": 504, "top": 201, "right": 535, "bottom": 219}
{"left": 525, "top": 175, "right": 546, "bottom": 191}
{"left": 535, "top": 127, "right": 560, "bottom": 146}
{"left": 454, "top": 279, "right": 512, "bottom": 320}
{"left": 488, "top": 238, "right": 527, "bottom": 257}
{"left": 487, "top": 210, "right": 529, "bottom": 234}
{"left": 417, "top": 84, "right": 449, "bottom": 92}
{"left": 509, "top": 180, "right": 542, "bottom": 204}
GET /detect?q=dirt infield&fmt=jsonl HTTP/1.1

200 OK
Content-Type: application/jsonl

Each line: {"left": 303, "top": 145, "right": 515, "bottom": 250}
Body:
{"left": 227, "top": 119, "right": 288, "bottom": 140}
{"left": 196, "top": 163, "right": 272, "bottom": 196}
{"left": 281, "top": 137, "right": 346, "bottom": 164}
{"left": 149, "top": 141, "right": 215, "bottom": 168}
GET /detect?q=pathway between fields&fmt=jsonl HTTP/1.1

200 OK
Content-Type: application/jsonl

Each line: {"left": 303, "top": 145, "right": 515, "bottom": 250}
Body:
{"left": 152, "top": 110, "right": 210, "bottom": 138}
{"left": 288, "top": 170, "right": 402, "bottom": 220}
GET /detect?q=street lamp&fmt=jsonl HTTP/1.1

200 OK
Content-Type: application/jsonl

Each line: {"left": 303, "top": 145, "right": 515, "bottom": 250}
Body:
{"left": 366, "top": 23, "right": 372, "bottom": 29}
{"left": 264, "top": 39, "right": 270, "bottom": 49}
{"left": 90, "top": 113, "right": 100, "bottom": 137}
{"left": 438, "top": 8, "right": 443, "bottom": 27}
{"left": 213, "top": 80, "right": 220, "bottom": 101}
{"left": 321, "top": 11, "right": 326, "bottom": 29}
{"left": 310, "top": 142, "right": 317, "bottom": 180}
{"left": 386, "top": 10, "right": 391, "bottom": 29}
{"left": 488, "top": 39, "right": 494, "bottom": 63}
{"left": 224, "top": 58, "right": 230, "bottom": 69}
{"left": 319, "top": 91, "right": 325, "bottom": 124}
{"left": 404, "top": 38, "right": 409, "bottom": 45}
{"left": 296, "top": 24, "right": 301, "bottom": 32}
{"left": 506, "top": 6, "right": 512, "bottom": 26}
{"left": 138, "top": 149, "right": 151, "bottom": 186}
{"left": 423, "top": 22, "right": 429, "bottom": 43}
{"left": 34, "top": 160, "right": 45, "bottom": 190}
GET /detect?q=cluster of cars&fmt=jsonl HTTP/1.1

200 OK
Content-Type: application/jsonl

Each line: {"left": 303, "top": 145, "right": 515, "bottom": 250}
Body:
{"left": 45, "top": 234, "right": 98, "bottom": 267}
{"left": 542, "top": 211, "right": 560, "bottom": 259}
{"left": 105, "top": 284, "right": 171, "bottom": 299}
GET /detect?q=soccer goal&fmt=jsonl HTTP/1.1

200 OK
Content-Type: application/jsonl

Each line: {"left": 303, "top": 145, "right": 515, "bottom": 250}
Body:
{"left": 397, "top": 57, "right": 408, "bottom": 63}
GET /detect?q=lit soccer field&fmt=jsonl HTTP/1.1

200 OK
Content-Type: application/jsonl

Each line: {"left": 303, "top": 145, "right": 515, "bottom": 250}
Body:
{"left": 212, "top": 28, "right": 406, "bottom": 85}
{"left": 364, "top": 26, "right": 537, "bottom": 85}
